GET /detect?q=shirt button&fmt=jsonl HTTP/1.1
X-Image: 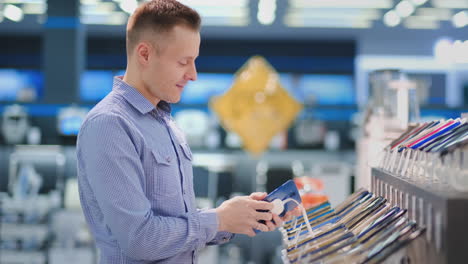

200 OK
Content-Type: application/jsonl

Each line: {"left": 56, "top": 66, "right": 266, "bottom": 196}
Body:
{"left": 166, "top": 156, "right": 171, "bottom": 163}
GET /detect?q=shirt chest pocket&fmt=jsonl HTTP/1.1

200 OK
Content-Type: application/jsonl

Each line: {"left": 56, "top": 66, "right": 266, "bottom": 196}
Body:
{"left": 151, "top": 149, "right": 180, "bottom": 197}
{"left": 178, "top": 143, "right": 196, "bottom": 210}
{"left": 179, "top": 143, "right": 193, "bottom": 162}
{"left": 178, "top": 143, "right": 193, "bottom": 182}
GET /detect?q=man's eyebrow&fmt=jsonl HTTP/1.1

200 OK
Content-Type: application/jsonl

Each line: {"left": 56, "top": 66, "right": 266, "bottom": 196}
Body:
{"left": 181, "top": 55, "right": 198, "bottom": 60}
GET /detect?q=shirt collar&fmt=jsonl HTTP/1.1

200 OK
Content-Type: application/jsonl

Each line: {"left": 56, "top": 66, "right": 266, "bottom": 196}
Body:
{"left": 112, "top": 76, "right": 171, "bottom": 116}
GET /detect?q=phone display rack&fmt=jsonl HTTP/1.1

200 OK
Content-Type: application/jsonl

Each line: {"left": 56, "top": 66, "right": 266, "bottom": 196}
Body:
{"left": 372, "top": 168, "right": 468, "bottom": 264}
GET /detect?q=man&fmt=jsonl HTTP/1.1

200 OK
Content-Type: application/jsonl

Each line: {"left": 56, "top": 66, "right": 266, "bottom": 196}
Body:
{"left": 77, "top": 1, "right": 298, "bottom": 263}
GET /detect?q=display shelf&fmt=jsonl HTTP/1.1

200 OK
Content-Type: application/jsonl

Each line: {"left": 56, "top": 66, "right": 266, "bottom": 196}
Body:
{"left": 372, "top": 168, "right": 468, "bottom": 264}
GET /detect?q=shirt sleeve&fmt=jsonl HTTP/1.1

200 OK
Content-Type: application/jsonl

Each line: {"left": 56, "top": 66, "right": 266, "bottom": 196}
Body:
{"left": 197, "top": 209, "right": 234, "bottom": 246}
{"left": 77, "top": 113, "right": 219, "bottom": 261}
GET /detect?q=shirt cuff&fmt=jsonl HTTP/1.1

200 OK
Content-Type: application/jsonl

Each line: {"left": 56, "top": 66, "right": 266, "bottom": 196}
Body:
{"left": 197, "top": 209, "right": 219, "bottom": 244}
{"left": 207, "top": 231, "right": 234, "bottom": 245}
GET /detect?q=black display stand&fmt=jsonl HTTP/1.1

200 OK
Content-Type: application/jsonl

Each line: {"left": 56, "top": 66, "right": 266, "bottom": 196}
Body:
{"left": 372, "top": 168, "right": 468, "bottom": 264}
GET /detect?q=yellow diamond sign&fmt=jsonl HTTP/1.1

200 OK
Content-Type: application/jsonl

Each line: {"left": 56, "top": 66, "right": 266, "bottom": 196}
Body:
{"left": 210, "top": 56, "right": 303, "bottom": 155}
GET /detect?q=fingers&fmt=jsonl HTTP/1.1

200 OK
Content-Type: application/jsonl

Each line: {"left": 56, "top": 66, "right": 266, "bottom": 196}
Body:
{"left": 244, "top": 214, "right": 285, "bottom": 235}
{"left": 272, "top": 214, "right": 283, "bottom": 227}
{"left": 249, "top": 220, "right": 268, "bottom": 232}
{"left": 265, "top": 220, "right": 276, "bottom": 231}
{"left": 257, "top": 223, "right": 269, "bottom": 232}
{"left": 254, "top": 211, "right": 273, "bottom": 221}
{"left": 249, "top": 192, "right": 267, "bottom": 200}
{"left": 247, "top": 229, "right": 256, "bottom": 237}
{"left": 248, "top": 200, "right": 273, "bottom": 211}
{"left": 262, "top": 214, "right": 283, "bottom": 232}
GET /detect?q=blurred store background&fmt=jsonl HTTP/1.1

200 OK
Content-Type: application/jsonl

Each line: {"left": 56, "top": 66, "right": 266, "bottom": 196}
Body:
{"left": 0, "top": 0, "right": 467, "bottom": 263}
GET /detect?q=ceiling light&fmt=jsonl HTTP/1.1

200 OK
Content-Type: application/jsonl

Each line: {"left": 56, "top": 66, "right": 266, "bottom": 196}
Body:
{"left": 404, "top": 17, "right": 439, "bottom": 29}
{"left": 179, "top": 0, "right": 248, "bottom": 8}
{"left": 395, "top": 1, "right": 415, "bottom": 18}
{"left": 287, "top": 8, "right": 381, "bottom": 20}
{"left": 179, "top": 1, "right": 249, "bottom": 26}
{"left": 197, "top": 7, "right": 246, "bottom": 17}
{"left": 4, "top": 4, "right": 24, "bottom": 22}
{"left": 202, "top": 17, "right": 249, "bottom": 26}
{"left": 432, "top": 0, "right": 468, "bottom": 9}
{"left": 257, "top": 0, "right": 276, "bottom": 25}
{"left": 452, "top": 11, "right": 468, "bottom": 28}
{"left": 417, "top": 8, "right": 452, "bottom": 20}
{"left": 1, "top": 0, "right": 27, "bottom": 3}
{"left": 119, "top": 0, "right": 138, "bottom": 14}
{"left": 407, "top": 14, "right": 439, "bottom": 21}
{"left": 285, "top": 17, "right": 373, "bottom": 28}
{"left": 103, "top": 12, "right": 128, "bottom": 25}
{"left": 289, "top": 0, "right": 393, "bottom": 9}
{"left": 384, "top": 10, "right": 401, "bottom": 27}
{"left": 23, "top": 3, "right": 46, "bottom": 14}
{"left": 82, "top": 2, "right": 117, "bottom": 15}
{"left": 410, "top": 0, "right": 428, "bottom": 5}
{"left": 81, "top": 0, "right": 100, "bottom": 4}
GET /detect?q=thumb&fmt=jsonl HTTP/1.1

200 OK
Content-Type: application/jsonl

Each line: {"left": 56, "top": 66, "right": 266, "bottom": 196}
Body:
{"left": 249, "top": 192, "right": 268, "bottom": 200}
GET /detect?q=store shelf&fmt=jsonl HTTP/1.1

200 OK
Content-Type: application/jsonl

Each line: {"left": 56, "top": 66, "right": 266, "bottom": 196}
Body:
{"left": 371, "top": 168, "right": 468, "bottom": 264}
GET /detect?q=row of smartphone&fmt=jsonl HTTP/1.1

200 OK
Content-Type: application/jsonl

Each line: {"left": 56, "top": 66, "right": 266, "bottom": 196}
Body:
{"left": 379, "top": 117, "right": 468, "bottom": 191}
{"left": 279, "top": 188, "right": 426, "bottom": 264}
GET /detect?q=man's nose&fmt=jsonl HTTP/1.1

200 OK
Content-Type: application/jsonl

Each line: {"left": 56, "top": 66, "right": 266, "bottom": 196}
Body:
{"left": 186, "top": 62, "right": 197, "bottom": 81}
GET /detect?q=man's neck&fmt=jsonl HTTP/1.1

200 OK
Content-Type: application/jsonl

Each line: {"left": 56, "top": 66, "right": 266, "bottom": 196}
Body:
{"left": 122, "top": 67, "right": 160, "bottom": 107}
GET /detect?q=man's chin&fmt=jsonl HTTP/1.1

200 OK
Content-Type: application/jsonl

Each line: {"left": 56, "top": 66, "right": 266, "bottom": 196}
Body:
{"left": 165, "top": 97, "right": 181, "bottom": 104}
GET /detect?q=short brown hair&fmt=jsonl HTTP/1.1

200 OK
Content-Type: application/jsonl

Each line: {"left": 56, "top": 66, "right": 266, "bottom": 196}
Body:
{"left": 126, "top": 0, "right": 201, "bottom": 56}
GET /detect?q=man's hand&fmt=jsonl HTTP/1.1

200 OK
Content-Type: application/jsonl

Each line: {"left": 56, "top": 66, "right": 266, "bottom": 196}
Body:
{"left": 215, "top": 195, "right": 273, "bottom": 237}
{"left": 249, "top": 192, "right": 303, "bottom": 232}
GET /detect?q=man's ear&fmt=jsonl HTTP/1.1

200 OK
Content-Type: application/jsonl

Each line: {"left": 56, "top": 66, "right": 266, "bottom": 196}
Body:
{"left": 136, "top": 42, "right": 151, "bottom": 66}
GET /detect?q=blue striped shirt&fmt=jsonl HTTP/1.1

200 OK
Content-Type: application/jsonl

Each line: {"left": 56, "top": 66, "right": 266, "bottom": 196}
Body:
{"left": 77, "top": 77, "right": 232, "bottom": 264}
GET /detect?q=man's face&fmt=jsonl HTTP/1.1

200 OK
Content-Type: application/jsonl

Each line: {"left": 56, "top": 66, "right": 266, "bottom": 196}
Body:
{"left": 141, "top": 25, "right": 200, "bottom": 104}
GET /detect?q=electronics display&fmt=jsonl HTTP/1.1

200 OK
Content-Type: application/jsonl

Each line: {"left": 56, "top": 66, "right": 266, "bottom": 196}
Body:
{"left": 77, "top": 71, "right": 355, "bottom": 107}
{"left": 57, "top": 106, "right": 89, "bottom": 136}
{"left": 0, "top": 69, "right": 43, "bottom": 102}
{"left": 180, "top": 73, "right": 234, "bottom": 104}
{"left": 58, "top": 116, "right": 84, "bottom": 136}
{"left": 279, "top": 73, "right": 296, "bottom": 99}
{"left": 80, "top": 70, "right": 114, "bottom": 101}
{"left": 295, "top": 74, "right": 354, "bottom": 105}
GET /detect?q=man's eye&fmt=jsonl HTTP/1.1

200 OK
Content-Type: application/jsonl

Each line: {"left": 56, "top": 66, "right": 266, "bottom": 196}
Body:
{"left": 179, "top": 61, "right": 188, "bottom": 65}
